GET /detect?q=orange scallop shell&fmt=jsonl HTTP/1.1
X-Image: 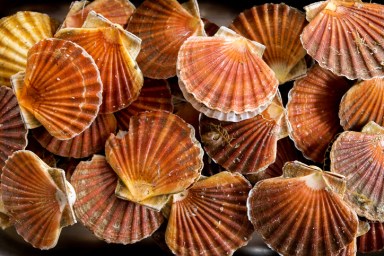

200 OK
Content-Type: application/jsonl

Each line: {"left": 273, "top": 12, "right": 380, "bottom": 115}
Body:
{"left": 287, "top": 64, "right": 351, "bottom": 163}
{"left": 105, "top": 111, "right": 203, "bottom": 211}
{"left": 301, "top": 0, "right": 384, "bottom": 80}
{"left": 247, "top": 161, "right": 359, "bottom": 256}
{"left": 71, "top": 154, "right": 164, "bottom": 244}
{"left": 12, "top": 38, "right": 102, "bottom": 140}
{"left": 357, "top": 219, "right": 384, "bottom": 253}
{"left": 230, "top": 3, "right": 308, "bottom": 84}
{"left": 1, "top": 150, "right": 76, "bottom": 249}
{"left": 126, "top": 0, "right": 206, "bottom": 79}
{"left": 165, "top": 171, "right": 254, "bottom": 256}
{"left": 0, "top": 11, "right": 58, "bottom": 86}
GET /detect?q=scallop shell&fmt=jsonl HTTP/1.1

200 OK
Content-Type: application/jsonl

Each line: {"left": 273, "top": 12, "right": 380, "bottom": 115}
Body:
{"left": 114, "top": 78, "right": 173, "bottom": 131}
{"left": 32, "top": 114, "right": 117, "bottom": 158}
{"left": 337, "top": 240, "right": 357, "bottom": 256}
{"left": 357, "top": 220, "right": 384, "bottom": 253}
{"left": 339, "top": 78, "right": 384, "bottom": 131}
{"left": 12, "top": 38, "right": 103, "bottom": 140}
{"left": 247, "top": 161, "right": 359, "bottom": 256}
{"left": 62, "top": 0, "right": 135, "bottom": 28}
{"left": 330, "top": 121, "right": 384, "bottom": 221}
{"left": 105, "top": 111, "right": 203, "bottom": 211}
{"left": 126, "top": 0, "right": 205, "bottom": 79}
{"left": 0, "top": 86, "right": 27, "bottom": 170}
{"left": 178, "top": 26, "right": 279, "bottom": 122}
{"left": 165, "top": 171, "right": 254, "bottom": 256}
{"left": 0, "top": 11, "right": 58, "bottom": 86}
{"left": 230, "top": 3, "right": 308, "bottom": 84}
{"left": 301, "top": 0, "right": 384, "bottom": 80}
{"left": 0, "top": 188, "right": 11, "bottom": 229}
{"left": 287, "top": 64, "right": 351, "bottom": 163}
{"left": 71, "top": 154, "right": 164, "bottom": 244}
{"left": 1, "top": 150, "right": 76, "bottom": 249}
{"left": 25, "top": 133, "right": 57, "bottom": 168}
{"left": 56, "top": 11, "right": 143, "bottom": 114}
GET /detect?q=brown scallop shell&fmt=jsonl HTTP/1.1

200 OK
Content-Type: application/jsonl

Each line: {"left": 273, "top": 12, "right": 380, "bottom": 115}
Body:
{"left": 165, "top": 171, "right": 254, "bottom": 256}
{"left": 339, "top": 78, "right": 384, "bottom": 131}
{"left": 301, "top": 0, "right": 384, "bottom": 80}
{"left": 0, "top": 86, "right": 27, "bottom": 170}
{"left": 230, "top": 3, "right": 308, "bottom": 84}
{"left": 1, "top": 150, "right": 76, "bottom": 249}
{"left": 62, "top": 0, "right": 135, "bottom": 28}
{"left": 71, "top": 154, "right": 164, "bottom": 244}
{"left": 330, "top": 121, "right": 384, "bottom": 221}
{"left": 247, "top": 161, "right": 359, "bottom": 256}
{"left": 178, "top": 26, "right": 279, "bottom": 122}
{"left": 105, "top": 111, "right": 203, "bottom": 211}
{"left": 56, "top": 11, "right": 143, "bottom": 114}
{"left": 0, "top": 11, "right": 58, "bottom": 86}
{"left": 114, "top": 78, "right": 173, "bottom": 131}
{"left": 287, "top": 64, "right": 351, "bottom": 163}
{"left": 126, "top": 0, "right": 206, "bottom": 79}
{"left": 12, "top": 38, "right": 102, "bottom": 140}
{"left": 357, "top": 220, "right": 384, "bottom": 253}
{"left": 0, "top": 188, "right": 11, "bottom": 229}
{"left": 32, "top": 114, "right": 117, "bottom": 158}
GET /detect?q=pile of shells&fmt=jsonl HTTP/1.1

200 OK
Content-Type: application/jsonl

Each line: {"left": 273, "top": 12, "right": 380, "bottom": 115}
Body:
{"left": 0, "top": 0, "right": 384, "bottom": 255}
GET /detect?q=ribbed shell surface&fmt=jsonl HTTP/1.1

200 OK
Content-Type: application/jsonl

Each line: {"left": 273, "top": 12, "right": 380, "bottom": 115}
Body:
{"left": 357, "top": 220, "right": 384, "bottom": 253}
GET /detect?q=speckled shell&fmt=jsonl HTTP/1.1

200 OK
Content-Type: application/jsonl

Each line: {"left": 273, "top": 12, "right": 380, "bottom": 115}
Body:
{"left": 330, "top": 121, "right": 384, "bottom": 221}
{"left": 71, "top": 154, "right": 164, "bottom": 244}
{"left": 62, "top": 0, "right": 135, "bottom": 28}
{"left": 0, "top": 11, "right": 58, "bottom": 86}
{"left": 339, "top": 78, "right": 384, "bottom": 131}
{"left": 12, "top": 38, "right": 102, "bottom": 140}
{"left": 247, "top": 161, "right": 359, "bottom": 256}
{"left": 357, "top": 220, "right": 384, "bottom": 253}
{"left": 56, "top": 11, "right": 143, "bottom": 114}
{"left": 165, "top": 171, "right": 254, "bottom": 256}
{"left": 301, "top": 0, "right": 384, "bottom": 80}
{"left": 287, "top": 64, "right": 351, "bottom": 163}
{"left": 0, "top": 188, "right": 11, "bottom": 229}
{"left": 32, "top": 114, "right": 117, "bottom": 158}
{"left": 114, "top": 78, "right": 173, "bottom": 131}
{"left": 0, "top": 86, "right": 27, "bottom": 170}
{"left": 230, "top": 3, "right": 308, "bottom": 84}
{"left": 337, "top": 240, "right": 357, "bottom": 256}
{"left": 1, "top": 150, "right": 76, "bottom": 249}
{"left": 126, "top": 0, "right": 206, "bottom": 79}
{"left": 178, "top": 27, "right": 279, "bottom": 122}
{"left": 105, "top": 111, "right": 203, "bottom": 211}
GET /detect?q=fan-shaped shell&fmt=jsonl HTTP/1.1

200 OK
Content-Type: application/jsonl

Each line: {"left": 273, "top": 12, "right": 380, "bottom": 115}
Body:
{"left": 0, "top": 11, "right": 58, "bottom": 86}
{"left": 71, "top": 154, "right": 164, "bottom": 244}
{"left": 287, "top": 64, "right": 351, "bottom": 163}
{"left": 357, "top": 220, "right": 384, "bottom": 253}
{"left": 114, "top": 78, "right": 173, "bottom": 131}
{"left": 339, "top": 78, "right": 384, "bottom": 131}
{"left": 56, "top": 11, "right": 143, "bottom": 114}
{"left": 301, "top": 0, "right": 384, "bottom": 80}
{"left": 62, "top": 0, "right": 135, "bottom": 28}
{"left": 12, "top": 38, "right": 102, "bottom": 140}
{"left": 230, "top": 3, "right": 308, "bottom": 84}
{"left": 32, "top": 114, "right": 117, "bottom": 158}
{"left": 105, "top": 111, "right": 203, "bottom": 211}
{"left": 165, "top": 171, "right": 254, "bottom": 256}
{"left": 247, "top": 161, "right": 359, "bottom": 256}
{"left": 1, "top": 150, "right": 76, "bottom": 249}
{"left": 0, "top": 86, "right": 27, "bottom": 170}
{"left": 126, "top": 0, "right": 205, "bottom": 79}
{"left": 0, "top": 188, "right": 11, "bottom": 229}
{"left": 178, "top": 26, "right": 279, "bottom": 122}
{"left": 330, "top": 121, "right": 384, "bottom": 221}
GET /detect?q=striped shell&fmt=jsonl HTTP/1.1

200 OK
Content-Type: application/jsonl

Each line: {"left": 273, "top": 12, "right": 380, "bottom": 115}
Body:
{"left": 71, "top": 154, "right": 164, "bottom": 244}
{"left": 0, "top": 11, "right": 58, "bottom": 86}
{"left": 165, "top": 172, "right": 254, "bottom": 256}
{"left": 178, "top": 27, "right": 279, "bottom": 122}
{"left": 357, "top": 220, "right": 384, "bottom": 253}
{"left": 230, "top": 3, "right": 308, "bottom": 84}
{"left": 1, "top": 150, "right": 76, "bottom": 249}
{"left": 287, "top": 64, "right": 351, "bottom": 162}
{"left": 247, "top": 161, "right": 359, "bottom": 256}
{"left": 126, "top": 0, "right": 205, "bottom": 79}
{"left": 301, "top": 0, "right": 384, "bottom": 80}
{"left": 105, "top": 111, "right": 203, "bottom": 211}
{"left": 0, "top": 188, "right": 11, "bottom": 229}
{"left": 12, "top": 38, "right": 102, "bottom": 140}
